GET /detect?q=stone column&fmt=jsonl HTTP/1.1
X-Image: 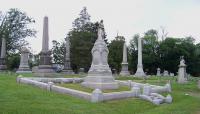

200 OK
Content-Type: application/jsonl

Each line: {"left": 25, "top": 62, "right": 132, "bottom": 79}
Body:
{"left": 0, "top": 37, "right": 7, "bottom": 70}
{"left": 16, "top": 47, "right": 31, "bottom": 73}
{"left": 81, "top": 20, "right": 118, "bottom": 90}
{"left": 156, "top": 68, "right": 161, "bottom": 76}
{"left": 62, "top": 36, "right": 74, "bottom": 74}
{"left": 120, "top": 42, "right": 130, "bottom": 76}
{"left": 134, "top": 37, "right": 146, "bottom": 77}
{"left": 34, "top": 16, "right": 55, "bottom": 77}
{"left": 178, "top": 57, "right": 188, "bottom": 83}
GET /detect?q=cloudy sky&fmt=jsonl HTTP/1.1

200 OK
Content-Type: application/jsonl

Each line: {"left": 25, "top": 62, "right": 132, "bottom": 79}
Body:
{"left": 0, "top": 0, "right": 200, "bottom": 54}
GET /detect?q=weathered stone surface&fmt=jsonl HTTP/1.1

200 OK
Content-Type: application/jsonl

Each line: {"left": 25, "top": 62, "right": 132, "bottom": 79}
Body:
{"left": 120, "top": 42, "right": 130, "bottom": 76}
{"left": 62, "top": 36, "right": 74, "bottom": 74}
{"left": 91, "top": 89, "right": 103, "bottom": 102}
{"left": 198, "top": 80, "right": 200, "bottom": 89}
{"left": 16, "top": 47, "right": 32, "bottom": 73}
{"left": 82, "top": 20, "right": 118, "bottom": 90}
{"left": 0, "top": 38, "right": 7, "bottom": 70}
{"left": 156, "top": 68, "right": 161, "bottom": 76}
{"left": 34, "top": 16, "right": 55, "bottom": 77}
{"left": 134, "top": 37, "right": 146, "bottom": 77}
{"left": 178, "top": 57, "right": 188, "bottom": 83}
{"left": 163, "top": 70, "right": 169, "bottom": 76}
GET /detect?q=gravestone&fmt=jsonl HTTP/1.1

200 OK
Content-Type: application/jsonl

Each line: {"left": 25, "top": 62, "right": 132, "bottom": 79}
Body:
{"left": 16, "top": 47, "right": 32, "bottom": 73}
{"left": 156, "top": 68, "right": 161, "bottom": 76}
{"left": 82, "top": 20, "right": 118, "bottom": 90}
{"left": 178, "top": 56, "right": 188, "bottom": 83}
{"left": 163, "top": 70, "right": 169, "bottom": 76}
{"left": 120, "top": 42, "right": 130, "bottom": 76}
{"left": 134, "top": 37, "right": 146, "bottom": 77}
{"left": 34, "top": 16, "right": 55, "bottom": 77}
{"left": 0, "top": 37, "right": 7, "bottom": 70}
{"left": 62, "top": 36, "right": 74, "bottom": 74}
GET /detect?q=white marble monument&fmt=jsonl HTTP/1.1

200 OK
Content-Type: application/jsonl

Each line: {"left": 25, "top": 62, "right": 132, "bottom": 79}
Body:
{"left": 178, "top": 56, "right": 188, "bottom": 83}
{"left": 156, "top": 68, "right": 161, "bottom": 76}
{"left": 16, "top": 47, "right": 32, "bottom": 73}
{"left": 82, "top": 20, "right": 118, "bottom": 90}
{"left": 120, "top": 42, "right": 130, "bottom": 76}
{"left": 134, "top": 37, "right": 146, "bottom": 77}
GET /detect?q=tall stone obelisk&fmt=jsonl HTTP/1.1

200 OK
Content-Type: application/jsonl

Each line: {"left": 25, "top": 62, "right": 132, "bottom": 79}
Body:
{"left": 34, "top": 16, "right": 55, "bottom": 77}
{"left": 120, "top": 42, "right": 130, "bottom": 76}
{"left": 82, "top": 20, "right": 118, "bottom": 90}
{"left": 62, "top": 36, "right": 74, "bottom": 74}
{"left": 0, "top": 37, "right": 7, "bottom": 71}
{"left": 134, "top": 37, "right": 146, "bottom": 77}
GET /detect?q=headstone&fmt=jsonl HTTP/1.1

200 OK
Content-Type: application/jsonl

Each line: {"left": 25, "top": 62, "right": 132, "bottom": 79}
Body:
{"left": 134, "top": 37, "right": 146, "bottom": 77}
{"left": 163, "top": 70, "right": 169, "bottom": 76}
{"left": 170, "top": 73, "right": 174, "bottom": 76}
{"left": 156, "top": 68, "right": 161, "bottom": 76}
{"left": 16, "top": 47, "right": 32, "bottom": 73}
{"left": 78, "top": 68, "right": 85, "bottom": 74}
{"left": 81, "top": 20, "right": 118, "bottom": 90}
{"left": 34, "top": 16, "right": 55, "bottom": 77}
{"left": 120, "top": 42, "right": 130, "bottom": 76}
{"left": 0, "top": 37, "right": 7, "bottom": 70}
{"left": 62, "top": 36, "right": 74, "bottom": 74}
{"left": 178, "top": 56, "right": 188, "bottom": 83}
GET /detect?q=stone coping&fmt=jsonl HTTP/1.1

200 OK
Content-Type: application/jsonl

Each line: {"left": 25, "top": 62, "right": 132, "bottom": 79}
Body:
{"left": 16, "top": 76, "right": 172, "bottom": 104}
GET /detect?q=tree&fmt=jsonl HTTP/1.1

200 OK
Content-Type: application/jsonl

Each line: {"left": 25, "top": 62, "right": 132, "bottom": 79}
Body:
{"left": 108, "top": 35, "right": 125, "bottom": 73}
{"left": 51, "top": 40, "right": 65, "bottom": 64}
{"left": 0, "top": 8, "right": 36, "bottom": 54}
{"left": 0, "top": 8, "right": 36, "bottom": 70}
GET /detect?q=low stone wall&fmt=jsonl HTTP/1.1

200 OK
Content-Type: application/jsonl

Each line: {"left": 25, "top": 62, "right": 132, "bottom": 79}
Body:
{"left": 17, "top": 76, "right": 172, "bottom": 104}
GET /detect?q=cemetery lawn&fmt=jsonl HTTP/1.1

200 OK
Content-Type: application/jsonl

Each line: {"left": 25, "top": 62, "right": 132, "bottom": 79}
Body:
{"left": 57, "top": 83, "right": 130, "bottom": 93}
{"left": 0, "top": 73, "right": 200, "bottom": 114}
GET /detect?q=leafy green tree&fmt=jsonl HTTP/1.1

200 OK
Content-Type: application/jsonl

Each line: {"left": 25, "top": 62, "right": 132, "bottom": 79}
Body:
{"left": 0, "top": 8, "right": 36, "bottom": 54}
{"left": 108, "top": 35, "right": 125, "bottom": 73}
{"left": 51, "top": 40, "right": 65, "bottom": 64}
{"left": 0, "top": 8, "right": 36, "bottom": 70}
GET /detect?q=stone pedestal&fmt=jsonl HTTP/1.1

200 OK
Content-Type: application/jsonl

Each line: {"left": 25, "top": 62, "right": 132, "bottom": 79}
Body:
{"left": 82, "top": 20, "right": 118, "bottom": 90}
{"left": 16, "top": 47, "right": 32, "bottom": 73}
{"left": 134, "top": 37, "right": 146, "bottom": 77}
{"left": 0, "top": 58, "right": 6, "bottom": 70}
{"left": 156, "top": 68, "right": 161, "bottom": 76}
{"left": 120, "top": 42, "right": 130, "bottom": 76}
{"left": 178, "top": 57, "right": 188, "bottom": 83}
{"left": 33, "top": 16, "right": 56, "bottom": 77}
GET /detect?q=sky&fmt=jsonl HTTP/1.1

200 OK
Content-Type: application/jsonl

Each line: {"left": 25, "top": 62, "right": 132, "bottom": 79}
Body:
{"left": 0, "top": 0, "right": 200, "bottom": 54}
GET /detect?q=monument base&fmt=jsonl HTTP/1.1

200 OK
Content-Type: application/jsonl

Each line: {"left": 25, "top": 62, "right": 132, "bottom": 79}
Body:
{"left": 134, "top": 67, "right": 146, "bottom": 77}
{"left": 120, "top": 63, "right": 130, "bottom": 76}
{"left": 62, "top": 69, "right": 74, "bottom": 74}
{"left": 16, "top": 67, "right": 32, "bottom": 73}
{"left": 82, "top": 72, "right": 119, "bottom": 90}
{"left": 33, "top": 65, "right": 64, "bottom": 77}
{"left": 0, "top": 58, "right": 7, "bottom": 71}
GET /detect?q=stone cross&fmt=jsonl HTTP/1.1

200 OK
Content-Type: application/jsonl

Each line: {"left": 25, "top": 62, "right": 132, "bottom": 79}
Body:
{"left": 120, "top": 42, "right": 130, "bottom": 76}
{"left": 134, "top": 37, "right": 146, "bottom": 77}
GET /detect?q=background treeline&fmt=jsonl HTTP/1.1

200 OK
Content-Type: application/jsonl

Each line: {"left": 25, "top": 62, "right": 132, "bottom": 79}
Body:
{"left": 0, "top": 8, "right": 200, "bottom": 76}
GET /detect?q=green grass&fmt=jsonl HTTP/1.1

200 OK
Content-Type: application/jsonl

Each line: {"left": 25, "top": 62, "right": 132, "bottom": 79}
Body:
{"left": 0, "top": 73, "right": 200, "bottom": 114}
{"left": 57, "top": 83, "right": 130, "bottom": 93}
